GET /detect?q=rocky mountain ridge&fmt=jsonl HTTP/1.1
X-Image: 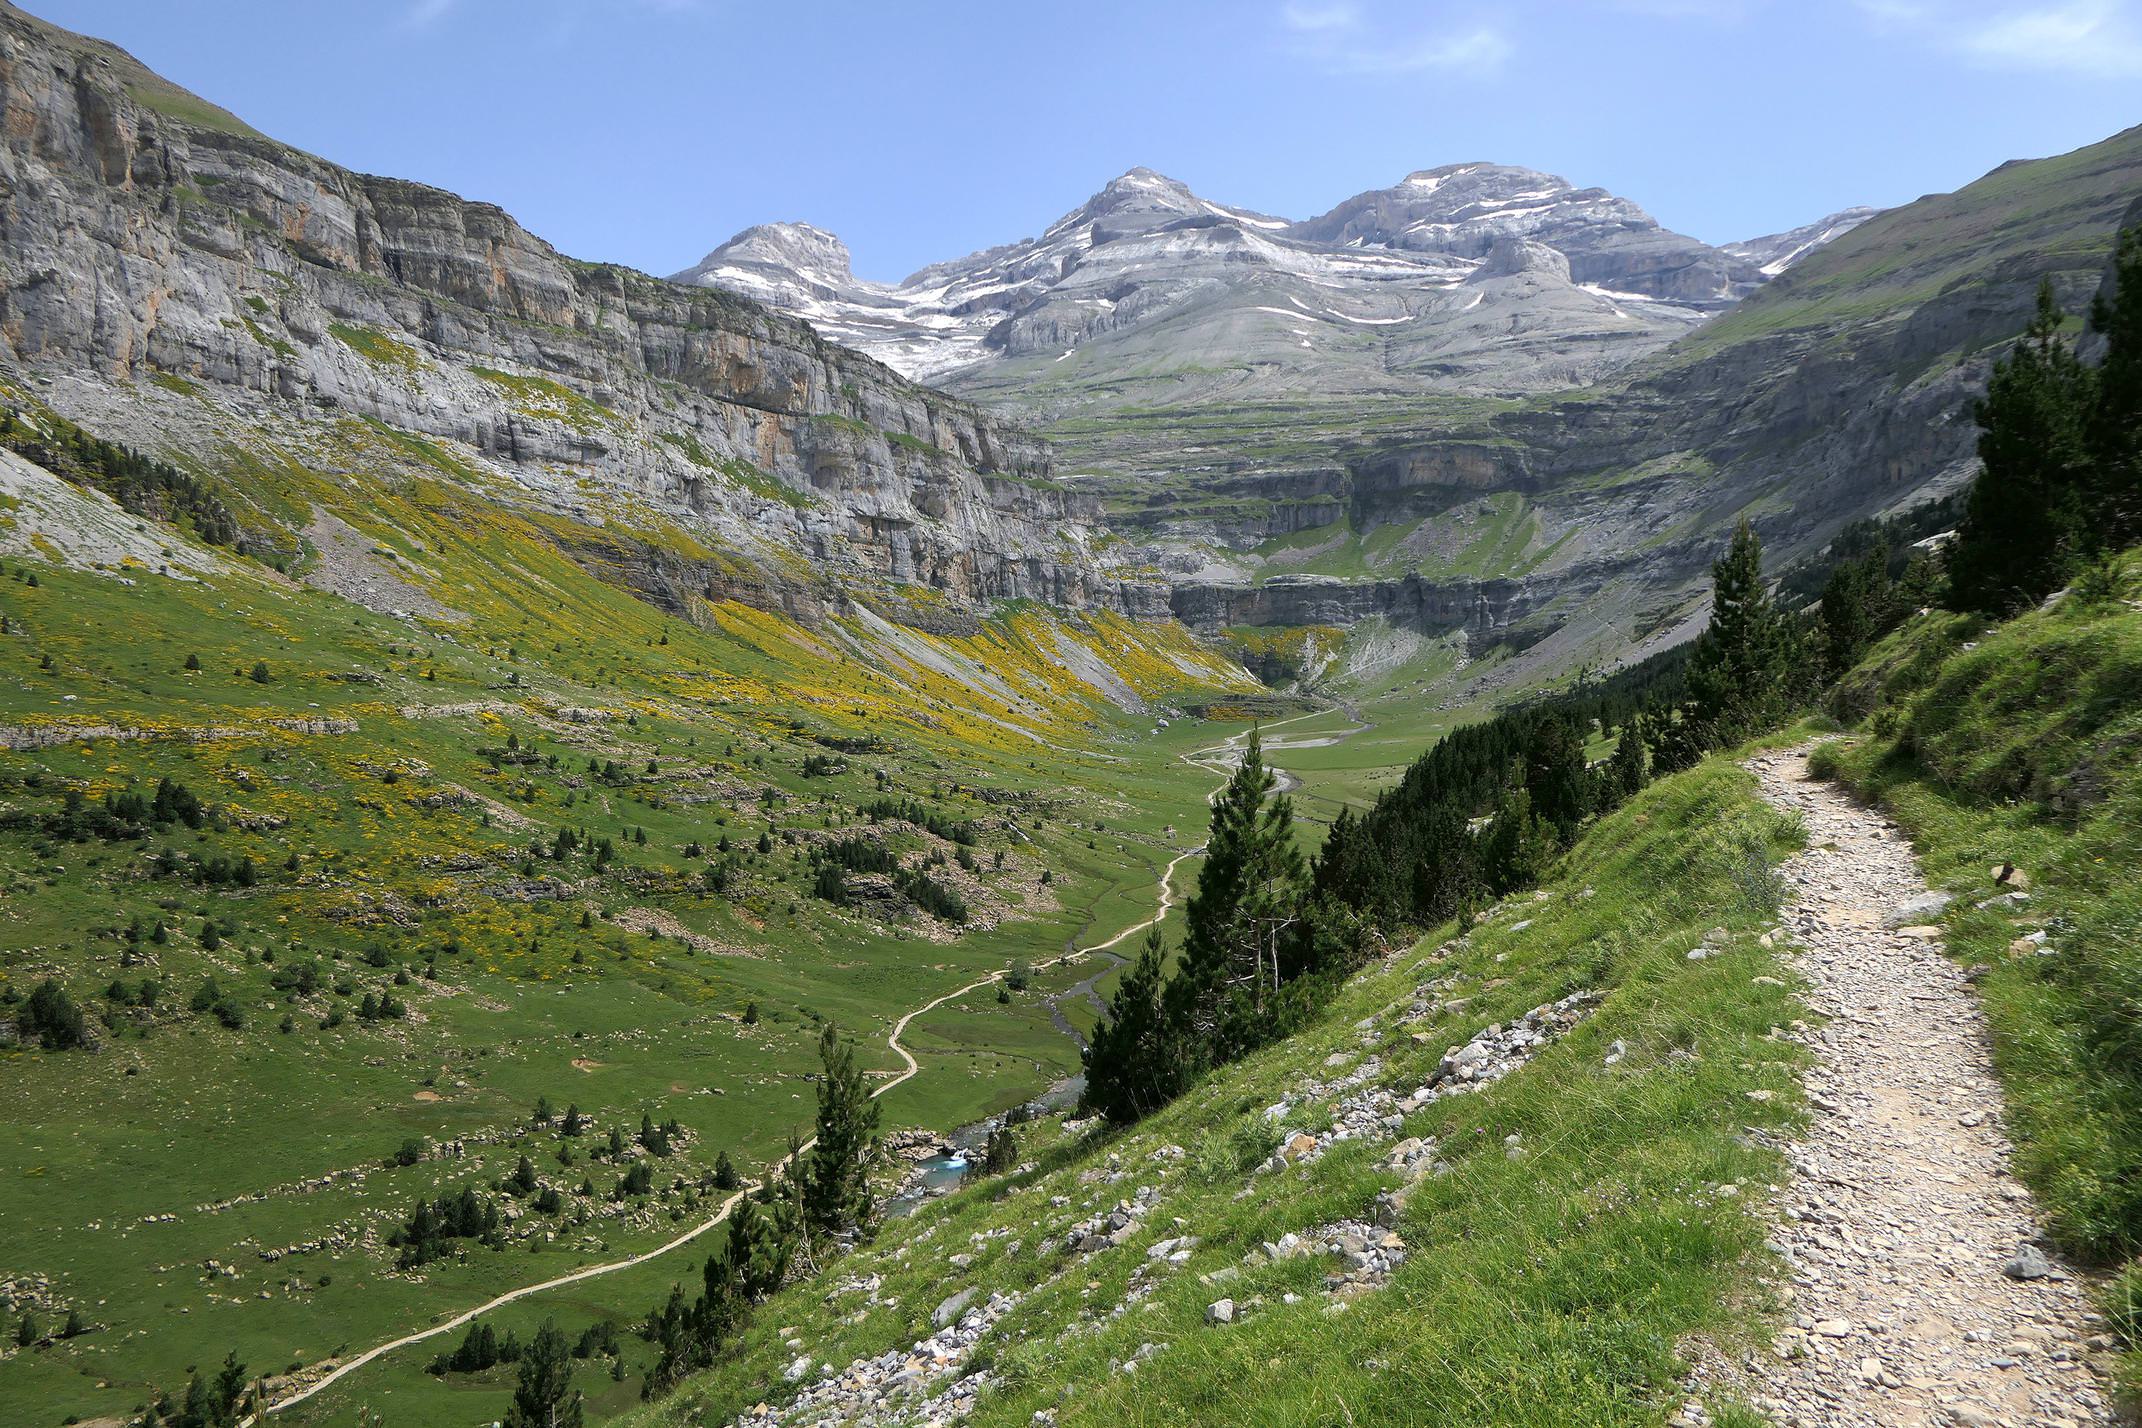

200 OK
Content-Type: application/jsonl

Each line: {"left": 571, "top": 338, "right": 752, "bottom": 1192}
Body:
{"left": 674, "top": 163, "right": 1785, "bottom": 404}
{"left": 1075, "top": 134, "right": 2142, "bottom": 687}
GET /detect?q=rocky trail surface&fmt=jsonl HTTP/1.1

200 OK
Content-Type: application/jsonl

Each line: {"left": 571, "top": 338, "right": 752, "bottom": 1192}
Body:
{"left": 1739, "top": 749, "right": 2113, "bottom": 1428}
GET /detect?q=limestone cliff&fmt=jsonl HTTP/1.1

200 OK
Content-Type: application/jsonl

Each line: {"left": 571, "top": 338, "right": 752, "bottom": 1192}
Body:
{"left": 0, "top": 3, "right": 1166, "bottom": 623}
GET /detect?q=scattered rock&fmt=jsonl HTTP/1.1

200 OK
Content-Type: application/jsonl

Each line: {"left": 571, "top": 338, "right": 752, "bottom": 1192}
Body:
{"left": 932, "top": 1288, "right": 977, "bottom": 1328}
{"left": 1882, "top": 890, "right": 1954, "bottom": 927}
{"left": 2001, "top": 1244, "right": 2059, "bottom": 1280}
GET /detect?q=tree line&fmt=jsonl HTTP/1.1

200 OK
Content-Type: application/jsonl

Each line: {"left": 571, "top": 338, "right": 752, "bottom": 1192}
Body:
{"left": 0, "top": 406, "right": 248, "bottom": 551}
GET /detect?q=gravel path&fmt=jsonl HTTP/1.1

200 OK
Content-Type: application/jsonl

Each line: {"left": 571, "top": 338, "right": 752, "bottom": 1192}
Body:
{"left": 1743, "top": 748, "right": 2113, "bottom": 1428}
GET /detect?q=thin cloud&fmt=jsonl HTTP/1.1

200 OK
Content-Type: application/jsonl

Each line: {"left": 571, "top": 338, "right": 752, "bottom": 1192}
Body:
{"left": 1349, "top": 25, "right": 1512, "bottom": 71}
{"left": 1601, "top": 0, "right": 1764, "bottom": 17}
{"left": 1858, "top": 0, "right": 2142, "bottom": 77}
{"left": 1280, "top": 3, "right": 1511, "bottom": 74}
{"left": 401, "top": 0, "right": 702, "bottom": 33}
{"left": 1959, "top": 0, "right": 2142, "bottom": 75}
{"left": 1282, "top": 1, "right": 1362, "bottom": 30}
{"left": 399, "top": 0, "right": 456, "bottom": 30}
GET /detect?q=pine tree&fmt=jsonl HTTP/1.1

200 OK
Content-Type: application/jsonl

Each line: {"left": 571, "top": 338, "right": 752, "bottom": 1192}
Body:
{"left": 1079, "top": 929, "right": 1183, "bottom": 1125}
{"left": 1522, "top": 713, "right": 1591, "bottom": 840}
{"left": 509, "top": 1155, "right": 538, "bottom": 1195}
{"left": 1607, "top": 712, "right": 1649, "bottom": 804}
{"left": 502, "top": 1318, "right": 581, "bottom": 1428}
{"left": 1819, "top": 553, "right": 1873, "bottom": 684}
{"left": 1478, "top": 786, "right": 1556, "bottom": 896}
{"left": 1948, "top": 280, "right": 2097, "bottom": 613}
{"left": 211, "top": 1351, "right": 249, "bottom": 1423}
{"left": 2087, "top": 223, "right": 2142, "bottom": 542}
{"left": 728, "top": 1185, "right": 793, "bottom": 1298}
{"left": 1164, "top": 730, "right": 1307, "bottom": 1057}
{"left": 1684, "top": 519, "right": 1788, "bottom": 742}
{"left": 645, "top": 1285, "right": 693, "bottom": 1392}
{"left": 803, "top": 1024, "right": 879, "bottom": 1241}
{"left": 21, "top": 978, "right": 86, "bottom": 1050}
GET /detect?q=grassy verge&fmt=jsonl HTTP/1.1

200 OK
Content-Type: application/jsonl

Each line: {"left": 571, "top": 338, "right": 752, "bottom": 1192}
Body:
{"left": 1811, "top": 552, "right": 2142, "bottom": 1403}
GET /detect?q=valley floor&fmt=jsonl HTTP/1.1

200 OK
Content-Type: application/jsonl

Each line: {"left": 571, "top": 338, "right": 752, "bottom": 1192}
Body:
{"left": 251, "top": 717, "right": 1323, "bottom": 1424}
{"left": 620, "top": 755, "right": 1813, "bottom": 1428}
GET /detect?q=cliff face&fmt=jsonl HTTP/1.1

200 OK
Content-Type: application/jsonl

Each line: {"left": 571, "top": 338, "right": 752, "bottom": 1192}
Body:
{"left": 0, "top": 4, "right": 1166, "bottom": 621}
{"left": 1168, "top": 574, "right": 1548, "bottom": 643}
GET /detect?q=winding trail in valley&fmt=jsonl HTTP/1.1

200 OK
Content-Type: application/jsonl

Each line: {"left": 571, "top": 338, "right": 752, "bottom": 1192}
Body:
{"left": 245, "top": 707, "right": 1354, "bottom": 1422}
{"left": 1737, "top": 748, "right": 2111, "bottom": 1428}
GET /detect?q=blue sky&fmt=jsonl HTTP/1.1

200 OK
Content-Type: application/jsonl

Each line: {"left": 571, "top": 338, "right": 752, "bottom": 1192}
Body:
{"left": 32, "top": 0, "right": 2142, "bottom": 283}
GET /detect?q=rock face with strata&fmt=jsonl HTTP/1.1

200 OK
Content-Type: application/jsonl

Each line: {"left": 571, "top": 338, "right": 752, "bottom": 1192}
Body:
{"left": 0, "top": 3, "right": 1164, "bottom": 624}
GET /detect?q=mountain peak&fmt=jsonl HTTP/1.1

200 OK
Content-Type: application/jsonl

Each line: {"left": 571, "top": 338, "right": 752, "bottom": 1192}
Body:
{"left": 688, "top": 221, "right": 854, "bottom": 279}
{"left": 1291, "top": 163, "right": 1758, "bottom": 306}
{"left": 1073, "top": 167, "right": 1208, "bottom": 225}
{"left": 1396, "top": 161, "right": 1551, "bottom": 190}
{"left": 668, "top": 221, "right": 876, "bottom": 305}
{"left": 1103, "top": 166, "right": 1186, "bottom": 191}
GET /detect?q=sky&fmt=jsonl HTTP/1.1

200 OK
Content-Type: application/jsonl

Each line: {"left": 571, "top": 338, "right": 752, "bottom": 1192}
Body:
{"left": 28, "top": 0, "right": 2142, "bottom": 284}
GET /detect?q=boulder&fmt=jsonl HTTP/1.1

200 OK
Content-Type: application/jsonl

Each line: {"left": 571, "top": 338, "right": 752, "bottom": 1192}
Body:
{"left": 931, "top": 1288, "right": 977, "bottom": 1328}
{"left": 1882, "top": 891, "right": 1954, "bottom": 927}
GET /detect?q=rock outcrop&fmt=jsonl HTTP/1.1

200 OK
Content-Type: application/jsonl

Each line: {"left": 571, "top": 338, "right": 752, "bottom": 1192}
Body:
{"left": 1722, "top": 206, "right": 1881, "bottom": 276}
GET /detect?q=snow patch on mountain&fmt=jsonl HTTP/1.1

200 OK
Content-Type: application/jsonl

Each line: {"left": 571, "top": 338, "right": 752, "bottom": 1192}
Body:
{"left": 1723, "top": 207, "right": 1881, "bottom": 276}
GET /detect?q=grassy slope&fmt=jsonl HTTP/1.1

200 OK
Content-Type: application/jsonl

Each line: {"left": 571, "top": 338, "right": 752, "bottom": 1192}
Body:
{"left": 623, "top": 754, "right": 1810, "bottom": 1428}
{"left": 1813, "top": 552, "right": 2142, "bottom": 1401}
{"left": 1676, "top": 125, "right": 2142, "bottom": 360}
{"left": 0, "top": 418, "right": 1262, "bottom": 1426}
